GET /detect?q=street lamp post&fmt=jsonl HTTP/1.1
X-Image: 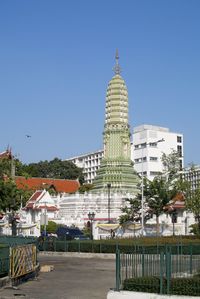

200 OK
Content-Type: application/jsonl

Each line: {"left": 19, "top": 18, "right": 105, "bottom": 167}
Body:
{"left": 88, "top": 212, "right": 95, "bottom": 240}
{"left": 171, "top": 209, "right": 177, "bottom": 236}
{"left": 185, "top": 216, "right": 188, "bottom": 235}
{"left": 107, "top": 183, "right": 111, "bottom": 223}
{"left": 44, "top": 201, "right": 47, "bottom": 237}
{"left": 141, "top": 138, "right": 165, "bottom": 236}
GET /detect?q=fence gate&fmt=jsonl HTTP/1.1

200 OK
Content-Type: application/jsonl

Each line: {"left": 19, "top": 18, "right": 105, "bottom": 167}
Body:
{"left": 10, "top": 244, "right": 37, "bottom": 279}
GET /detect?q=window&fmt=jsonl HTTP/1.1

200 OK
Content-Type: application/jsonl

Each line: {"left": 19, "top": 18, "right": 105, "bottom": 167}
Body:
{"left": 139, "top": 171, "right": 147, "bottom": 176}
{"left": 149, "top": 142, "right": 157, "bottom": 147}
{"left": 177, "top": 136, "right": 182, "bottom": 143}
{"left": 177, "top": 145, "right": 182, "bottom": 157}
{"left": 141, "top": 143, "right": 146, "bottom": 148}
{"left": 150, "top": 157, "right": 158, "bottom": 161}
{"left": 134, "top": 144, "right": 139, "bottom": 149}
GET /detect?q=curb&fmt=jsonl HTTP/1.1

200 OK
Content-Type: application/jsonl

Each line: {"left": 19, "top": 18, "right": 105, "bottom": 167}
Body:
{"left": 0, "top": 263, "right": 40, "bottom": 290}
{"left": 38, "top": 251, "right": 115, "bottom": 259}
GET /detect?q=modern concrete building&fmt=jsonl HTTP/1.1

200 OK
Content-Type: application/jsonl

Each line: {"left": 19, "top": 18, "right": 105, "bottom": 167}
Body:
{"left": 67, "top": 150, "right": 103, "bottom": 184}
{"left": 132, "top": 124, "right": 184, "bottom": 180}
{"left": 182, "top": 165, "right": 200, "bottom": 191}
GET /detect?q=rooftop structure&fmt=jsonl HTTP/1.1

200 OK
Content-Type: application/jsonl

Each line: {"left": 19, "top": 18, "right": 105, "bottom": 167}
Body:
{"left": 0, "top": 149, "right": 12, "bottom": 160}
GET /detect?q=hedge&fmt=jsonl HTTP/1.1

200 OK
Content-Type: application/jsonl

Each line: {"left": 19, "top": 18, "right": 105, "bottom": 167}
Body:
{"left": 37, "top": 237, "right": 200, "bottom": 254}
{"left": 123, "top": 277, "right": 200, "bottom": 296}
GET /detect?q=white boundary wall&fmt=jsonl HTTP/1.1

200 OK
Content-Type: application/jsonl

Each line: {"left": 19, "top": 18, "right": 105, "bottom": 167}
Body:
{"left": 107, "top": 290, "right": 199, "bottom": 299}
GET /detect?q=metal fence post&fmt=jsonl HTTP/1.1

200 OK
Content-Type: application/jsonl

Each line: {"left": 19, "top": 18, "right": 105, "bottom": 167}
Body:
{"left": 9, "top": 246, "right": 12, "bottom": 283}
{"left": 160, "top": 251, "right": 164, "bottom": 294}
{"left": 64, "top": 236, "right": 67, "bottom": 252}
{"left": 190, "top": 243, "right": 193, "bottom": 275}
{"left": 116, "top": 242, "right": 119, "bottom": 252}
{"left": 116, "top": 249, "right": 120, "bottom": 291}
{"left": 166, "top": 251, "right": 171, "bottom": 295}
{"left": 78, "top": 240, "right": 80, "bottom": 253}
{"left": 54, "top": 239, "right": 56, "bottom": 252}
{"left": 44, "top": 238, "right": 46, "bottom": 251}
{"left": 142, "top": 246, "right": 145, "bottom": 277}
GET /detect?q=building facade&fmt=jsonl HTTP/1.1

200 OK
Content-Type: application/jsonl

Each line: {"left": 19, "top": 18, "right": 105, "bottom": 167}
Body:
{"left": 66, "top": 150, "right": 103, "bottom": 184}
{"left": 182, "top": 165, "right": 200, "bottom": 191}
{"left": 67, "top": 125, "right": 184, "bottom": 183}
{"left": 132, "top": 124, "right": 184, "bottom": 180}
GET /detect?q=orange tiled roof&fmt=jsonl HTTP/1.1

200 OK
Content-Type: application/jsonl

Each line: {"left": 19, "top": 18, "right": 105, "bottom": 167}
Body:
{"left": 15, "top": 176, "right": 80, "bottom": 193}
{"left": 29, "top": 190, "right": 44, "bottom": 202}
{"left": 173, "top": 192, "right": 185, "bottom": 202}
{"left": 165, "top": 192, "right": 185, "bottom": 211}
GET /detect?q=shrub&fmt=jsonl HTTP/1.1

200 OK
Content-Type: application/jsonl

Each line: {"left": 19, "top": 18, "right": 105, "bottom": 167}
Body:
{"left": 123, "top": 277, "right": 160, "bottom": 293}
{"left": 123, "top": 277, "right": 200, "bottom": 296}
{"left": 190, "top": 224, "right": 200, "bottom": 236}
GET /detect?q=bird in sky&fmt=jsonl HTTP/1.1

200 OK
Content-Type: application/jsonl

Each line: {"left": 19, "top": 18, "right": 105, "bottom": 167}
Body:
{"left": 25, "top": 135, "right": 31, "bottom": 138}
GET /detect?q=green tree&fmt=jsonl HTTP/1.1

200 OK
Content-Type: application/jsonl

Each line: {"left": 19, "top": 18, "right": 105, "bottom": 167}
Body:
{"left": 185, "top": 186, "right": 200, "bottom": 234}
{"left": 0, "top": 154, "right": 33, "bottom": 234}
{"left": 20, "top": 158, "right": 84, "bottom": 183}
{"left": 79, "top": 184, "right": 94, "bottom": 193}
{"left": 143, "top": 150, "right": 183, "bottom": 235}
{"left": 41, "top": 221, "right": 58, "bottom": 234}
{"left": 119, "top": 196, "right": 141, "bottom": 225}
{"left": 119, "top": 151, "right": 185, "bottom": 235}
{"left": 0, "top": 158, "right": 12, "bottom": 178}
{"left": 0, "top": 178, "right": 22, "bottom": 236}
{"left": 161, "top": 150, "right": 181, "bottom": 183}
{"left": 144, "top": 177, "right": 170, "bottom": 235}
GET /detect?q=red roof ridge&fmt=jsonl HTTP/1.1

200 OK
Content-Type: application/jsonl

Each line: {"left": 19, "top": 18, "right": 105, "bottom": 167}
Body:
{"left": 15, "top": 175, "right": 79, "bottom": 182}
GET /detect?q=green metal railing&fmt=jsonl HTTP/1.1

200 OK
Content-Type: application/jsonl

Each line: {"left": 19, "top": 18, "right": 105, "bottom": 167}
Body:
{"left": 116, "top": 245, "right": 200, "bottom": 295}
{"left": 0, "top": 236, "right": 36, "bottom": 247}
{"left": 0, "top": 245, "right": 9, "bottom": 277}
{"left": 37, "top": 238, "right": 200, "bottom": 255}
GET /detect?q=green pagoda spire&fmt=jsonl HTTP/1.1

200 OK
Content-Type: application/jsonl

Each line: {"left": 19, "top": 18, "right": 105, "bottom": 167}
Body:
{"left": 92, "top": 50, "right": 139, "bottom": 195}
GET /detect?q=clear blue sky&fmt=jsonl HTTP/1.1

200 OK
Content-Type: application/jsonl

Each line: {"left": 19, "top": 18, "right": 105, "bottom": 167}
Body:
{"left": 0, "top": 0, "right": 200, "bottom": 166}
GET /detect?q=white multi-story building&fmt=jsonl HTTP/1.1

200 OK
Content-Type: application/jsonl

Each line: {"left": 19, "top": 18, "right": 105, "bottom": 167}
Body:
{"left": 182, "top": 165, "right": 200, "bottom": 191}
{"left": 67, "top": 124, "right": 184, "bottom": 183}
{"left": 67, "top": 150, "right": 103, "bottom": 184}
{"left": 132, "top": 124, "right": 184, "bottom": 180}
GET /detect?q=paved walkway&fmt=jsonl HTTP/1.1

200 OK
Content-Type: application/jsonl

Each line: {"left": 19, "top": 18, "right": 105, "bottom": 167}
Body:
{"left": 0, "top": 253, "right": 115, "bottom": 299}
